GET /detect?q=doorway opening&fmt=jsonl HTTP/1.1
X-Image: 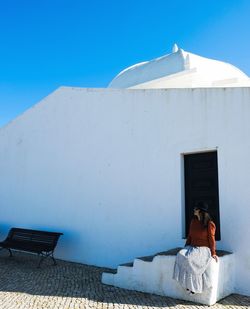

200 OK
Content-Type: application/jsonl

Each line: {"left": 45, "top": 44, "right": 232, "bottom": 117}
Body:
{"left": 184, "top": 151, "right": 221, "bottom": 240}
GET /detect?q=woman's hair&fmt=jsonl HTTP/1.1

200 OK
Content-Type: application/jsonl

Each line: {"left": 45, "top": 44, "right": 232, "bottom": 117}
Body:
{"left": 199, "top": 210, "right": 212, "bottom": 228}
{"left": 194, "top": 201, "right": 212, "bottom": 228}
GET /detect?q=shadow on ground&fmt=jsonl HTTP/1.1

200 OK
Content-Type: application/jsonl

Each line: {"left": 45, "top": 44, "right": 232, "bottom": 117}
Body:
{"left": 0, "top": 251, "right": 249, "bottom": 308}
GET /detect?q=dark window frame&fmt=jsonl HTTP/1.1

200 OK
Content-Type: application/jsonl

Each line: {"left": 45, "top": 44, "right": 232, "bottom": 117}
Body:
{"left": 183, "top": 151, "right": 221, "bottom": 241}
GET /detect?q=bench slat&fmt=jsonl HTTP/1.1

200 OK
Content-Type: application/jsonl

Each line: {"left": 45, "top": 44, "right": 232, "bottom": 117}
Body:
{"left": 2, "top": 227, "right": 63, "bottom": 254}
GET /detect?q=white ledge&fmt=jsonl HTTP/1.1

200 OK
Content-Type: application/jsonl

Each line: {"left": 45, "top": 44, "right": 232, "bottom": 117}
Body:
{"left": 102, "top": 249, "right": 234, "bottom": 306}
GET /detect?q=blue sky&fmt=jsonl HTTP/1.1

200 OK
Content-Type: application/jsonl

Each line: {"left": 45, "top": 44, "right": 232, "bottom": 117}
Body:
{"left": 1, "top": 0, "right": 250, "bottom": 127}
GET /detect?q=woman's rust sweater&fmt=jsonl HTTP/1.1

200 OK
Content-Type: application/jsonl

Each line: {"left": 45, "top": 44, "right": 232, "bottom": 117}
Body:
{"left": 185, "top": 218, "right": 216, "bottom": 256}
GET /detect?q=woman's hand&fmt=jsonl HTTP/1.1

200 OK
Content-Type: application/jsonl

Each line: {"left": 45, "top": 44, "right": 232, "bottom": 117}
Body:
{"left": 212, "top": 255, "right": 218, "bottom": 262}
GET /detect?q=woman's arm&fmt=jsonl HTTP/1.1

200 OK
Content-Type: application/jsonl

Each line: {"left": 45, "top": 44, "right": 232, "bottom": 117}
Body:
{"left": 185, "top": 219, "right": 193, "bottom": 246}
{"left": 185, "top": 234, "right": 191, "bottom": 246}
{"left": 208, "top": 221, "right": 216, "bottom": 258}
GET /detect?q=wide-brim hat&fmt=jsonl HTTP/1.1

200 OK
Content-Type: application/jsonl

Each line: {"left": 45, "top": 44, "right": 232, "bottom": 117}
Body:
{"left": 194, "top": 201, "right": 209, "bottom": 212}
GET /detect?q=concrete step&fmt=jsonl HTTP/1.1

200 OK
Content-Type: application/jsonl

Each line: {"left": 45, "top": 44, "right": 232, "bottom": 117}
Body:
{"left": 101, "top": 247, "right": 234, "bottom": 305}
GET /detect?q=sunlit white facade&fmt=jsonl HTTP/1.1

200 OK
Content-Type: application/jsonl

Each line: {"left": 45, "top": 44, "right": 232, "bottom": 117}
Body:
{"left": 0, "top": 47, "right": 249, "bottom": 296}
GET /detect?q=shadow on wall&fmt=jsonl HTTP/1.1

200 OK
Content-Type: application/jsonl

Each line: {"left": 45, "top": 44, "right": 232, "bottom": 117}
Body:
{"left": 0, "top": 251, "right": 249, "bottom": 307}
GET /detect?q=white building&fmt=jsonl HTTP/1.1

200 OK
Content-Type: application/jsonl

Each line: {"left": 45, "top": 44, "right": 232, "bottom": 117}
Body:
{"left": 0, "top": 45, "right": 250, "bottom": 297}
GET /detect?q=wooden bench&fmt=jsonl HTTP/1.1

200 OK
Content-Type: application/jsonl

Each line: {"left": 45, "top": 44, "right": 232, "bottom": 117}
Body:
{"left": 0, "top": 228, "right": 63, "bottom": 267}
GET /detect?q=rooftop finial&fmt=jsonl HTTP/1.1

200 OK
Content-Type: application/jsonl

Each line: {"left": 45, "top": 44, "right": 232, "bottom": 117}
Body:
{"left": 172, "top": 43, "right": 179, "bottom": 53}
{"left": 184, "top": 54, "right": 190, "bottom": 70}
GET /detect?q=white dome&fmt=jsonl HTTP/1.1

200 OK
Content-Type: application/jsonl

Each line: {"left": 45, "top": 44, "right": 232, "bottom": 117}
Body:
{"left": 108, "top": 45, "right": 250, "bottom": 89}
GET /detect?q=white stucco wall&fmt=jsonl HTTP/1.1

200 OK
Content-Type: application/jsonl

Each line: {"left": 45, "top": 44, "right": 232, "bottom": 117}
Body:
{"left": 0, "top": 87, "right": 249, "bottom": 295}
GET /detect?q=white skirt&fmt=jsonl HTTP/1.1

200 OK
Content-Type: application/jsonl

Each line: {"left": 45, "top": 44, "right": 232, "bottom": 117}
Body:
{"left": 173, "top": 246, "right": 213, "bottom": 293}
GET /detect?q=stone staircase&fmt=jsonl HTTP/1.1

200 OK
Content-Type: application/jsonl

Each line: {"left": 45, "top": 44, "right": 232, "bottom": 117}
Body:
{"left": 102, "top": 248, "right": 235, "bottom": 305}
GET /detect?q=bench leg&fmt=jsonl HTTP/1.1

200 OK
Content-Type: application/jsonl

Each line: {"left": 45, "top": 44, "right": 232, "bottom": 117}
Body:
{"left": 51, "top": 253, "right": 57, "bottom": 266}
{"left": 8, "top": 248, "right": 13, "bottom": 257}
{"left": 37, "top": 254, "right": 45, "bottom": 268}
{"left": 37, "top": 252, "right": 57, "bottom": 268}
{"left": 0, "top": 247, "right": 13, "bottom": 257}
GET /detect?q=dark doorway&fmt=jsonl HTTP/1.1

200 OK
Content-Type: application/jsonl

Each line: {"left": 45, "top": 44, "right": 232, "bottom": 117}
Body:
{"left": 184, "top": 151, "right": 221, "bottom": 240}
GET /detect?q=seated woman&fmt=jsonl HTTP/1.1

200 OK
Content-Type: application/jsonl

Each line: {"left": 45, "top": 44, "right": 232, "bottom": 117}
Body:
{"left": 173, "top": 202, "right": 218, "bottom": 294}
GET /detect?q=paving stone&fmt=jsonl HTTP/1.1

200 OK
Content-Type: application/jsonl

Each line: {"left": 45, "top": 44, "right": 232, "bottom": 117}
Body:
{"left": 0, "top": 251, "right": 249, "bottom": 309}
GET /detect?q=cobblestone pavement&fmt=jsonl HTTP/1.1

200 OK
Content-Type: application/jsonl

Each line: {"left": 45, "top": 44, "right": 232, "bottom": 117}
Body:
{"left": 0, "top": 251, "right": 249, "bottom": 309}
